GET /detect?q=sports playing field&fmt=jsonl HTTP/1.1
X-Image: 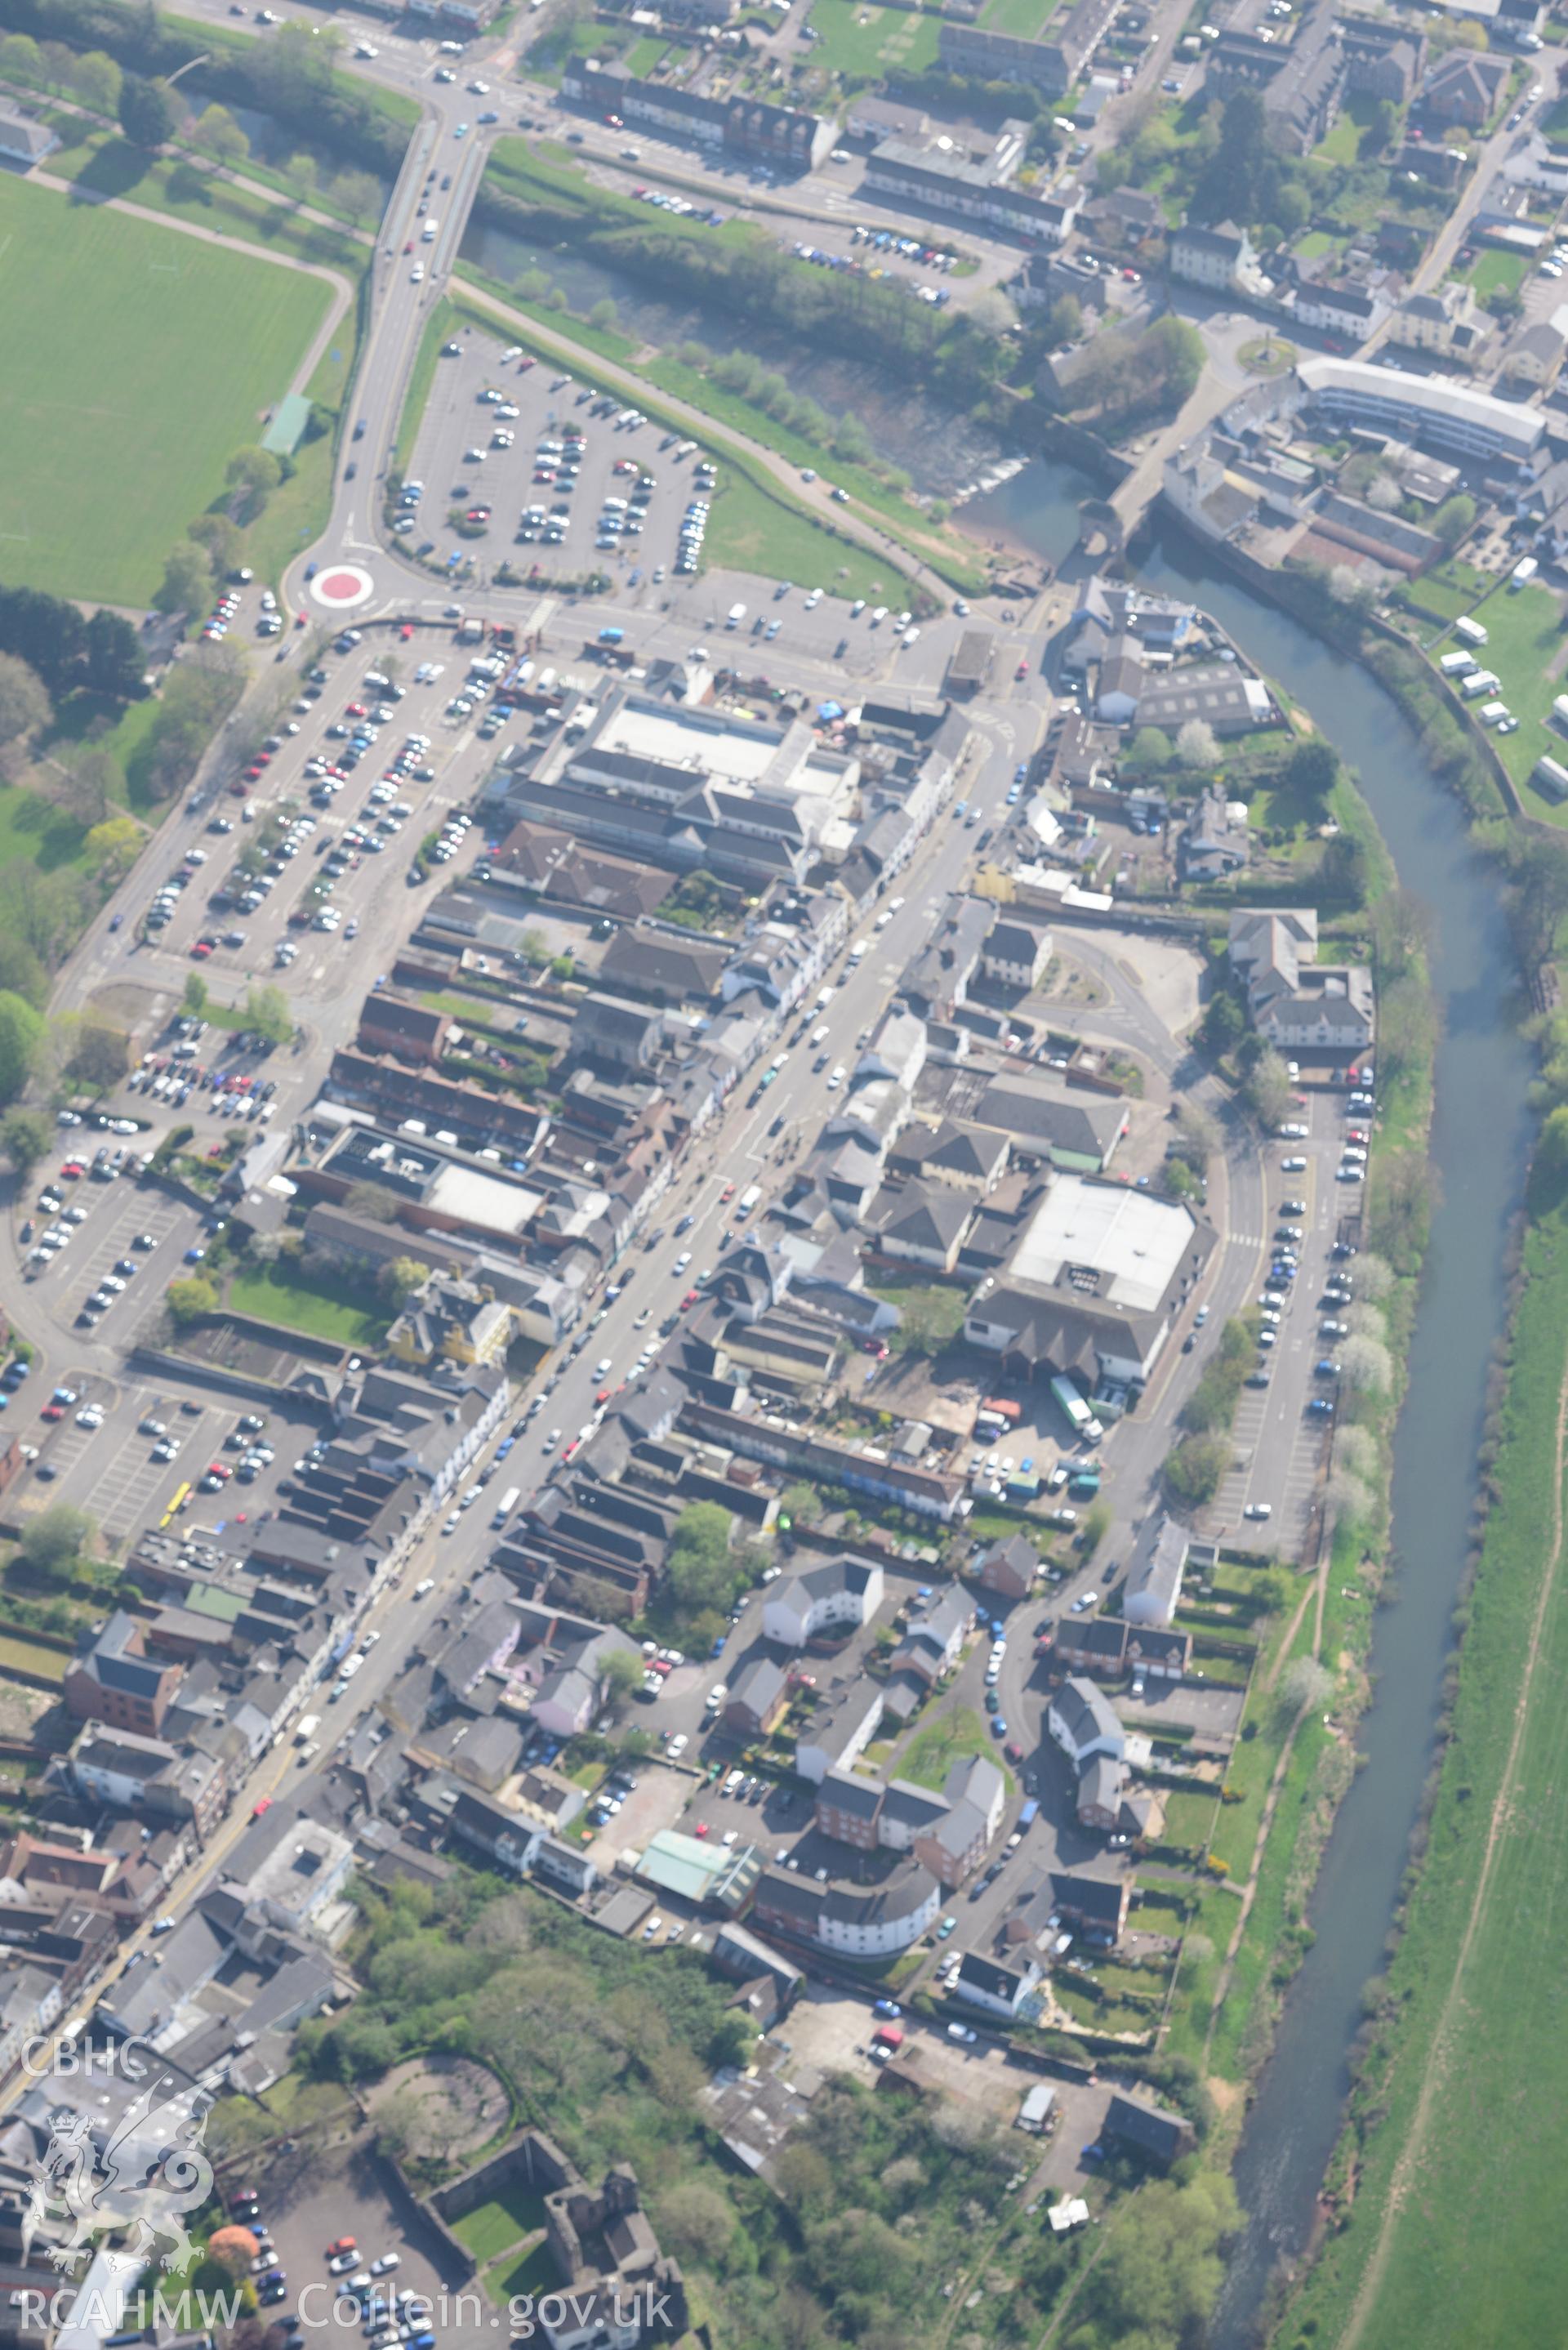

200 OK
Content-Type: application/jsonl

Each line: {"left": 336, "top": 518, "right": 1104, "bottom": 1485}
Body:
{"left": 0, "top": 169, "right": 333, "bottom": 606}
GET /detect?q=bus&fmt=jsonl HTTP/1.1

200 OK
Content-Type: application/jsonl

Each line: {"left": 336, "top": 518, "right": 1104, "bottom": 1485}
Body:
{"left": 159, "top": 1481, "right": 192, "bottom": 1529}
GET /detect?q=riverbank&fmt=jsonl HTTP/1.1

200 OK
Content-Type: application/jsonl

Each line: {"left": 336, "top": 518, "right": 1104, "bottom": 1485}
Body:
{"left": 1271, "top": 1175, "right": 1568, "bottom": 2350}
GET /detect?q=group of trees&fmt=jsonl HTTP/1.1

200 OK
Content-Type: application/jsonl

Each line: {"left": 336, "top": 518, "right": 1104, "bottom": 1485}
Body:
{"left": 662, "top": 1501, "right": 750, "bottom": 1641}
{"left": 1045, "top": 314, "right": 1205, "bottom": 429}
{"left": 1166, "top": 1315, "right": 1258, "bottom": 1506}
{"left": 674, "top": 341, "right": 908, "bottom": 488}
{"left": 1, "top": 0, "right": 408, "bottom": 176}
{"left": 0, "top": 583, "right": 143, "bottom": 704}
{"left": 18, "top": 1503, "right": 100, "bottom": 1588}
{"left": 137, "top": 644, "right": 247, "bottom": 803}
{"left": 310, "top": 1866, "right": 1232, "bottom": 2350}
{"left": 479, "top": 166, "right": 1012, "bottom": 409}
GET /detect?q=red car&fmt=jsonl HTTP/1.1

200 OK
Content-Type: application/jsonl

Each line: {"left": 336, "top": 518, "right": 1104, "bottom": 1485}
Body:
{"left": 207, "top": 1461, "right": 232, "bottom": 1481}
{"left": 648, "top": 1657, "right": 672, "bottom": 1676}
{"left": 562, "top": 1438, "right": 581, "bottom": 1460}
{"left": 326, "top": 2238, "right": 357, "bottom": 2259}
{"left": 1004, "top": 1741, "right": 1024, "bottom": 1763}
{"left": 59, "top": 1162, "right": 83, "bottom": 1179}
{"left": 693, "top": 1821, "right": 710, "bottom": 1839}
{"left": 190, "top": 941, "right": 214, "bottom": 959}
{"left": 401, "top": 622, "right": 415, "bottom": 639}
{"left": 518, "top": 355, "right": 535, "bottom": 371}
{"left": 251, "top": 1796, "right": 272, "bottom": 1818}
{"left": 40, "top": 1404, "right": 64, "bottom": 1422}
{"left": 1014, "top": 660, "right": 1029, "bottom": 680}
{"left": 680, "top": 1289, "right": 699, "bottom": 1309}
{"left": 346, "top": 702, "right": 368, "bottom": 718}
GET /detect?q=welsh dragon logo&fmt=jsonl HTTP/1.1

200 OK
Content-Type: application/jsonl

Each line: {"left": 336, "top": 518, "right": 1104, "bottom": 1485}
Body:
{"left": 26, "top": 2070, "right": 215, "bottom": 2273}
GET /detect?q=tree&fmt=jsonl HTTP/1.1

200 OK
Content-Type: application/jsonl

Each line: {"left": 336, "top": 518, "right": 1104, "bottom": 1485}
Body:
{"left": 376, "top": 1255, "right": 430, "bottom": 1307}
{"left": 1193, "top": 87, "right": 1269, "bottom": 225}
{"left": 779, "top": 1480, "right": 822, "bottom": 1527}
{"left": 1074, "top": 2173, "right": 1238, "bottom": 2343}
{"left": 225, "top": 448, "right": 284, "bottom": 510}
{"left": 1163, "top": 1431, "right": 1228, "bottom": 1506}
{"left": 329, "top": 167, "right": 381, "bottom": 222}
{"left": 1432, "top": 492, "right": 1477, "bottom": 550}
{"left": 85, "top": 815, "right": 140, "bottom": 880}
{"left": 1273, "top": 180, "right": 1311, "bottom": 234}
{"left": 118, "top": 72, "right": 176, "bottom": 149}
{"left": 1170, "top": 1099, "right": 1220, "bottom": 1173}
{"left": 0, "top": 937, "right": 47, "bottom": 1010}
{"left": 243, "top": 984, "right": 294, "bottom": 1043}
{"left": 190, "top": 102, "right": 249, "bottom": 163}
{"left": 1044, "top": 292, "right": 1083, "bottom": 349}
{"left": 84, "top": 608, "right": 145, "bottom": 700}
{"left": 1325, "top": 1467, "right": 1373, "bottom": 1531}
{"left": 188, "top": 512, "right": 245, "bottom": 579}
{"left": 1339, "top": 1331, "right": 1393, "bottom": 1393}
{"left": 665, "top": 1501, "right": 740, "bottom": 1619}
{"left": 1282, "top": 735, "right": 1339, "bottom": 811}
{"left": 660, "top": 2181, "right": 736, "bottom": 2267}
{"left": 599, "top": 1648, "right": 644, "bottom": 1712}
{"left": 1127, "top": 726, "right": 1173, "bottom": 769}
{"left": 1176, "top": 717, "right": 1219, "bottom": 769}
{"left": 1499, "top": 831, "right": 1568, "bottom": 967}
{"left": 155, "top": 540, "right": 215, "bottom": 618}
{"left": 0, "top": 34, "right": 42, "bottom": 82}
{"left": 62, "top": 1018, "right": 129, "bottom": 1089}
{"left": 167, "top": 1274, "right": 218, "bottom": 1326}
{"left": 1270, "top": 1655, "right": 1333, "bottom": 1738}
{"left": 71, "top": 48, "right": 122, "bottom": 114}
{"left": 183, "top": 974, "right": 208, "bottom": 1016}
{"left": 0, "top": 1108, "right": 52, "bottom": 1179}
{"left": 588, "top": 297, "right": 618, "bottom": 332}
{"left": 20, "top": 1504, "right": 96, "bottom": 1584}
{"left": 344, "top": 1181, "right": 398, "bottom": 1224}
{"left": 0, "top": 653, "right": 50, "bottom": 751}
{"left": 57, "top": 747, "right": 121, "bottom": 827}
{"left": 0, "top": 992, "right": 44, "bottom": 1106}
{"left": 1245, "top": 1048, "right": 1292, "bottom": 1133}
{"left": 1202, "top": 987, "right": 1245, "bottom": 1055}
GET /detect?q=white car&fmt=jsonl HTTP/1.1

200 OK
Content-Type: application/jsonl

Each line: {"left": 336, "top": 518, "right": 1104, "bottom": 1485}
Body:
{"left": 1244, "top": 1502, "right": 1273, "bottom": 1520}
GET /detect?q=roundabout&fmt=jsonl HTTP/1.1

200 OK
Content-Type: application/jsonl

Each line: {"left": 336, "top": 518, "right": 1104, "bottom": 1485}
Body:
{"left": 309, "top": 561, "right": 376, "bottom": 612}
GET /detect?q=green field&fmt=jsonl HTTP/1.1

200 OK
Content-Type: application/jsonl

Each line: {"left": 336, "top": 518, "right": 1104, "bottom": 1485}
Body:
{"left": 0, "top": 167, "right": 333, "bottom": 604}
{"left": 897, "top": 1704, "right": 1012, "bottom": 1791}
{"left": 0, "top": 1633, "right": 66, "bottom": 1684}
{"left": 1280, "top": 1194, "right": 1568, "bottom": 2349}
{"left": 804, "top": 0, "right": 941, "bottom": 78}
{"left": 451, "top": 2188, "right": 548, "bottom": 2263}
{"left": 1465, "top": 246, "right": 1530, "bottom": 297}
{"left": 1427, "top": 582, "right": 1568, "bottom": 818}
{"left": 226, "top": 1260, "right": 390, "bottom": 1347}
{"left": 979, "top": 0, "right": 1061, "bottom": 34}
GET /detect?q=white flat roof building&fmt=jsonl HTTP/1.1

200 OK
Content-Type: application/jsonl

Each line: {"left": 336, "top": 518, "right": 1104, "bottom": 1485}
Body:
{"left": 1008, "top": 1175, "right": 1195, "bottom": 1316}
{"left": 1296, "top": 357, "right": 1545, "bottom": 464}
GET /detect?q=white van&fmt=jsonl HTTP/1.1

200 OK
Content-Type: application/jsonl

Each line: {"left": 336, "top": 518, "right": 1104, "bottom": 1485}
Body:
{"left": 726, "top": 603, "right": 746, "bottom": 628}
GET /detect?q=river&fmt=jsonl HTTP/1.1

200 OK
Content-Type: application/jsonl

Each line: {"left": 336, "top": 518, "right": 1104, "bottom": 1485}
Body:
{"left": 970, "top": 462, "right": 1536, "bottom": 2343}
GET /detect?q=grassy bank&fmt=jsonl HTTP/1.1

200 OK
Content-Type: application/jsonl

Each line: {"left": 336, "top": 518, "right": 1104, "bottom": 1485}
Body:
{"left": 1276, "top": 1191, "right": 1568, "bottom": 2349}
